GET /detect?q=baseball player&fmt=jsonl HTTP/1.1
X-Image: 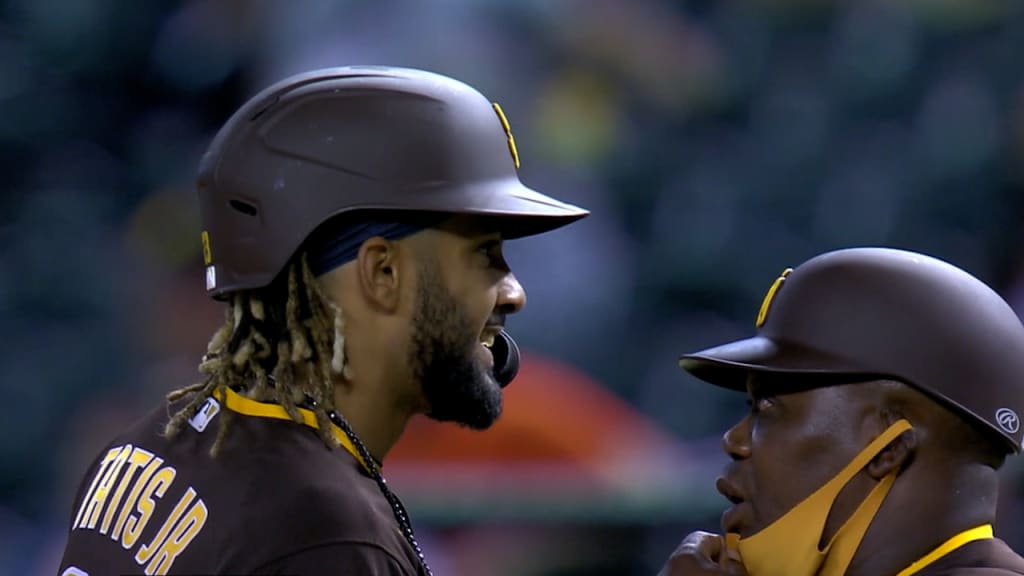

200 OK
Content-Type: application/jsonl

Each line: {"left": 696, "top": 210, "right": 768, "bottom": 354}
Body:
{"left": 58, "top": 66, "right": 588, "bottom": 576}
{"left": 660, "top": 247, "right": 1024, "bottom": 576}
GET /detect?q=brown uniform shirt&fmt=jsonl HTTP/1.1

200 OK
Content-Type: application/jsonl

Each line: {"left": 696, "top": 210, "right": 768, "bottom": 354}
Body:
{"left": 916, "top": 537, "right": 1024, "bottom": 575}
{"left": 58, "top": 395, "right": 428, "bottom": 576}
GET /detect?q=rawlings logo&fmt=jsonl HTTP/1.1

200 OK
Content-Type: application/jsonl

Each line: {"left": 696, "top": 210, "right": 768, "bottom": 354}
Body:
{"left": 996, "top": 407, "right": 1020, "bottom": 435}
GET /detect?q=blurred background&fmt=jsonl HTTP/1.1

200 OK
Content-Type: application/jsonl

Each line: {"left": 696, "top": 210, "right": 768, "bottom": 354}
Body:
{"left": 4, "top": 0, "right": 1024, "bottom": 574}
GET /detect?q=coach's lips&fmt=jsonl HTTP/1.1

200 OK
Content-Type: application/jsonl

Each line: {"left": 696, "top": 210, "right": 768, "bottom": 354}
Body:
{"left": 716, "top": 476, "right": 745, "bottom": 505}
{"left": 716, "top": 476, "right": 747, "bottom": 533}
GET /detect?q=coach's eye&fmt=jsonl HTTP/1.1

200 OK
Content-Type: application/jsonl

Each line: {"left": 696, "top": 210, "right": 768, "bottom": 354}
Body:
{"left": 746, "top": 396, "right": 776, "bottom": 414}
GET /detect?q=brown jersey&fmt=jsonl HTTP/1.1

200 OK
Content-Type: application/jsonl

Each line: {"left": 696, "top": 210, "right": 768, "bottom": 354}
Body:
{"left": 917, "top": 537, "right": 1024, "bottom": 575}
{"left": 58, "top": 391, "right": 428, "bottom": 576}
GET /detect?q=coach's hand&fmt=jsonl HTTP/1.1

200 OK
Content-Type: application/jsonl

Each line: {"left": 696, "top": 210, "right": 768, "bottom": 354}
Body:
{"left": 657, "top": 531, "right": 747, "bottom": 576}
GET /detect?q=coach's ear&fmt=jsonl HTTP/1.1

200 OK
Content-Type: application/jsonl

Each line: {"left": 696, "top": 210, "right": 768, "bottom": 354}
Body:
{"left": 867, "top": 425, "right": 917, "bottom": 479}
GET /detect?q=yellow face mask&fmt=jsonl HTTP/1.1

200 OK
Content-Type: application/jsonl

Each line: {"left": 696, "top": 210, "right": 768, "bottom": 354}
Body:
{"left": 725, "top": 419, "right": 913, "bottom": 576}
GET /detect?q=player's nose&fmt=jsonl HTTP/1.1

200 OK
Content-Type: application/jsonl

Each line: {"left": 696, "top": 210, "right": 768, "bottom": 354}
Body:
{"left": 496, "top": 273, "right": 526, "bottom": 315}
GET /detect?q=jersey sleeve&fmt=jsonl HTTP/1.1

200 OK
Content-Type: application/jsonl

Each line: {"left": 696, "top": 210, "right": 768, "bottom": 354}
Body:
{"left": 254, "top": 541, "right": 418, "bottom": 576}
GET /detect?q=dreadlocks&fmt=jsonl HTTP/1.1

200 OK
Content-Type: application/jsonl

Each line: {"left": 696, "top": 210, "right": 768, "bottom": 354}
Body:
{"left": 164, "top": 255, "right": 349, "bottom": 456}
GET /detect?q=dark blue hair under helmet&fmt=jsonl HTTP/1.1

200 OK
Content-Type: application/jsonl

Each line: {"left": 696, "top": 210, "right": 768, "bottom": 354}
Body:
{"left": 305, "top": 216, "right": 441, "bottom": 277}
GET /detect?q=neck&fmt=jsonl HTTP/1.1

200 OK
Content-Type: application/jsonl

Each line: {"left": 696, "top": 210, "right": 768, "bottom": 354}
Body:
{"left": 332, "top": 375, "right": 416, "bottom": 462}
{"left": 844, "top": 462, "right": 997, "bottom": 576}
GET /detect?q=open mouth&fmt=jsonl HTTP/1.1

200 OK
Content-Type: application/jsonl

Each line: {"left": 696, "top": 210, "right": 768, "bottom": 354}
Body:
{"left": 479, "top": 321, "right": 503, "bottom": 349}
{"left": 480, "top": 332, "right": 496, "bottom": 349}
{"left": 478, "top": 326, "right": 502, "bottom": 364}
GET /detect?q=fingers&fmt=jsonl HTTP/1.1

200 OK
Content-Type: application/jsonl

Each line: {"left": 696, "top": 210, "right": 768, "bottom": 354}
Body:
{"left": 658, "top": 531, "right": 748, "bottom": 576}
{"left": 682, "top": 531, "right": 723, "bottom": 567}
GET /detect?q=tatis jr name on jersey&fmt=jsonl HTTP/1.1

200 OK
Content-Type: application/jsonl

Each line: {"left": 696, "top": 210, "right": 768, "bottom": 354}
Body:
{"left": 72, "top": 443, "right": 208, "bottom": 575}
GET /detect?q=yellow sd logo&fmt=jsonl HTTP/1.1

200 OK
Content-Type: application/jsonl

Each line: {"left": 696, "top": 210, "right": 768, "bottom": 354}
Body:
{"left": 201, "top": 230, "right": 212, "bottom": 265}
{"left": 756, "top": 268, "right": 793, "bottom": 328}
{"left": 492, "top": 102, "right": 520, "bottom": 169}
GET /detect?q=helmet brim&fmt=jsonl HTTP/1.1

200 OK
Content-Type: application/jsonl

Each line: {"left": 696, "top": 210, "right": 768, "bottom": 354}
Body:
{"left": 678, "top": 336, "right": 883, "bottom": 392}
{"left": 396, "top": 177, "right": 590, "bottom": 239}
{"left": 681, "top": 335, "right": 1022, "bottom": 454}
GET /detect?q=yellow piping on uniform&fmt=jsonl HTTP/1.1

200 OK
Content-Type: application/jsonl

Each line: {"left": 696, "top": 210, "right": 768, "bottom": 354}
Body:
{"left": 895, "top": 524, "right": 993, "bottom": 576}
{"left": 214, "top": 387, "right": 371, "bottom": 473}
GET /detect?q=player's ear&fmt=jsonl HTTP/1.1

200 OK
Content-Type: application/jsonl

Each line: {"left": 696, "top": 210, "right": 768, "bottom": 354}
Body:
{"left": 355, "top": 237, "right": 402, "bottom": 313}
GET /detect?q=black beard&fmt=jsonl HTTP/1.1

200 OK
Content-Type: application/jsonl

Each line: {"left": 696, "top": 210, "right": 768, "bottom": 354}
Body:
{"left": 409, "top": 266, "right": 502, "bottom": 429}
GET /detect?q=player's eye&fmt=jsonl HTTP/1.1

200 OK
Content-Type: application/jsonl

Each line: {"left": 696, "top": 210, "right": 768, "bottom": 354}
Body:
{"left": 477, "top": 240, "right": 506, "bottom": 269}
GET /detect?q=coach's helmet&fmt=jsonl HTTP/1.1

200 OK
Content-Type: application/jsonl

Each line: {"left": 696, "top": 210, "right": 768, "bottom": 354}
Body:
{"left": 197, "top": 66, "right": 588, "bottom": 298}
{"left": 679, "top": 247, "right": 1024, "bottom": 454}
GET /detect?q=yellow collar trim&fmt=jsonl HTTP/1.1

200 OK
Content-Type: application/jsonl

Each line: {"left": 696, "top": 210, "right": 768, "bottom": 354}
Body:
{"left": 896, "top": 524, "right": 994, "bottom": 576}
{"left": 212, "top": 387, "right": 372, "bottom": 473}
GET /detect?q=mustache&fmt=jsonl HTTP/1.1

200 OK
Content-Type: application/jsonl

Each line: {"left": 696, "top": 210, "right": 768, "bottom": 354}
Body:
{"left": 486, "top": 314, "right": 506, "bottom": 328}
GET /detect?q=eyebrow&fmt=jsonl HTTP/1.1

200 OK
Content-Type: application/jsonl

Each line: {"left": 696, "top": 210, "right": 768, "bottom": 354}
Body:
{"left": 748, "top": 374, "right": 825, "bottom": 398}
{"left": 745, "top": 374, "right": 760, "bottom": 396}
{"left": 746, "top": 384, "right": 765, "bottom": 400}
{"left": 474, "top": 236, "right": 503, "bottom": 248}
{"left": 747, "top": 374, "right": 788, "bottom": 397}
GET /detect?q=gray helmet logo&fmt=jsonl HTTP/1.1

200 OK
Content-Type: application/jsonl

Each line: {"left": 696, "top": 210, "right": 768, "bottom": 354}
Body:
{"left": 996, "top": 408, "right": 1021, "bottom": 435}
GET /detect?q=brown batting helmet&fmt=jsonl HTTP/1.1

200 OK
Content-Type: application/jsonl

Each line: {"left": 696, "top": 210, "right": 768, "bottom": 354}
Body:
{"left": 197, "top": 66, "right": 589, "bottom": 298}
{"left": 679, "top": 247, "right": 1024, "bottom": 454}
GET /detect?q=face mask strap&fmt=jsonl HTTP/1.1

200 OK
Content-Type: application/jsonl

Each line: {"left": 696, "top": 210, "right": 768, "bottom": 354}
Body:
{"left": 733, "top": 419, "right": 913, "bottom": 576}
{"left": 820, "top": 470, "right": 896, "bottom": 573}
{"left": 826, "top": 419, "right": 913, "bottom": 492}
{"left": 741, "top": 418, "right": 913, "bottom": 545}
{"left": 816, "top": 419, "right": 911, "bottom": 573}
